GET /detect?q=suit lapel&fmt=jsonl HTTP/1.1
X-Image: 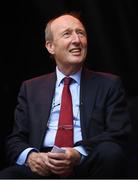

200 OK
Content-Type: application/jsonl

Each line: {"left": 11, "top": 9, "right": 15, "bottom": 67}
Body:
{"left": 80, "top": 68, "right": 98, "bottom": 139}
{"left": 38, "top": 72, "right": 56, "bottom": 147}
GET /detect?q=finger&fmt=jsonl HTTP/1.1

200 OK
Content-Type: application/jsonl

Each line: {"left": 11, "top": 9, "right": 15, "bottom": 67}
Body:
{"left": 48, "top": 156, "right": 73, "bottom": 170}
{"left": 48, "top": 164, "right": 65, "bottom": 171}
{"left": 48, "top": 157, "right": 65, "bottom": 165}
{"left": 30, "top": 158, "right": 50, "bottom": 176}
{"left": 47, "top": 161, "right": 71, "bottom": 173}
{"left": 50, "top": 168, "right": 72, "bottom": 175}
{"left": 50, "top": 168, "right": 67, "bottom": 175}
{"left": 31, "top": 164, "right": 50, "bottom": 176}
{"left": 48, "top": 152, "right": 65, "bottom": 160}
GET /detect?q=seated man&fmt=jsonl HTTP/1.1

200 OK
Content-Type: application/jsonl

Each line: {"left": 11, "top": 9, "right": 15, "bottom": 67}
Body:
{"left": 0, "top": 12, "right": 131, "bottom": 178}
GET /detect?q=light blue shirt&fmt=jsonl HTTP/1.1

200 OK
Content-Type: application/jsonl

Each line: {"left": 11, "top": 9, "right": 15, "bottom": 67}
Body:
{"left": 16, "top": 67, "right": 87, "bottom": 165}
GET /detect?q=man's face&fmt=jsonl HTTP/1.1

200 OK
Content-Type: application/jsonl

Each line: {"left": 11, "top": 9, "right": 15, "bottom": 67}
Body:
{"left": 46, "top": 15, "right": 87, "bottom": 73}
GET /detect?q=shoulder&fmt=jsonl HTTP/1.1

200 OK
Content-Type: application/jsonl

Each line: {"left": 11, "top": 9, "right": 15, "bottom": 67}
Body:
{"left": 82, "top": 69, "right": 126, "bottom": 99}
{"left": 83, "top": 68, "right": 120, "bottom": 82}
{"left": 82, "top": 68, "right": 124, "bottom": 92}
{"left": 18, "top": 72, "right": 56, "bottom": 93}
{"left": 18, "top": 72, "right": 56, "bottom": 95}
{"left": 93, "top": 71, "right": 120, "bottom": 82}
{"left": 23, "top": 72, "right": 56, "bottom": 86}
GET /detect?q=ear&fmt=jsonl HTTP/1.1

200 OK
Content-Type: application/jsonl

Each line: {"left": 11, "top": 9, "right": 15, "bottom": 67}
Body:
{"left": 45, "top": 41, "right": 55, "bottom": 55}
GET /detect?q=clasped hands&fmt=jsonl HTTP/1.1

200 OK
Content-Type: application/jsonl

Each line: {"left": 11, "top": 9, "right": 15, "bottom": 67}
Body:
{"left": 26, "top": 148, "right": 81, "bottom": 176}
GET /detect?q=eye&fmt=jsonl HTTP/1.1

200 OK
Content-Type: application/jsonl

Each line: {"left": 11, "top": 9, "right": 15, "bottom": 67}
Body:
{"left": 77, "top": 30, "right": 86, "bottom": 37}
{"left": 62, "top": 31, "right": 71, "bottom": 38}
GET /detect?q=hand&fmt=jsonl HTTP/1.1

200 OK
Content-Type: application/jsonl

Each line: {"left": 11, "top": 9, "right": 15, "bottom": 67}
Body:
{"left": 26, "top": 151, "right": 51, "bottom": 176}
{"left": 47, "top": 148, "right": 81, "bottom": 175}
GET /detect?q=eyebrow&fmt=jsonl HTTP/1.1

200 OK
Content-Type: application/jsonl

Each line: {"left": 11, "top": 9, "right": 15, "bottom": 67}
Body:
{"left": 61, "top": 27, "right": 86, "bottom": 34}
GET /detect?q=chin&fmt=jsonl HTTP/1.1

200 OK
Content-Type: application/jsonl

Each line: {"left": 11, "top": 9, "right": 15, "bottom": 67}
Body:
{"left": 71, "top": 56, "right": 84, "bottom": 62}
{"left": 70, "top": 60, "right": 83, "bottom": 65}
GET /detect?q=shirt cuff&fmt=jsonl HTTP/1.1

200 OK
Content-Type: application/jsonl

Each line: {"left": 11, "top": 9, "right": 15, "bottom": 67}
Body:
{"left": 73, "top": 145, "right": 88, "bottom": 164}
{"left": 73, "top": 145, "right": 88, "bottom": 156}
{"left": 16, "top": 147, "right": 39, "bottom": 165}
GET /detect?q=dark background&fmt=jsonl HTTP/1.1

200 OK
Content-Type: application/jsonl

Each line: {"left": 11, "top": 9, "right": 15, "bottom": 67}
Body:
{"left": 1, "top": 0, "right": 138, "bottom": 177}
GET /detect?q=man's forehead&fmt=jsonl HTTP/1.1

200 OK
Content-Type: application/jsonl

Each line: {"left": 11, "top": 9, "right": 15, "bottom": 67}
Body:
{"left": 51, "top": 15, "right": 84, "bottom": 30}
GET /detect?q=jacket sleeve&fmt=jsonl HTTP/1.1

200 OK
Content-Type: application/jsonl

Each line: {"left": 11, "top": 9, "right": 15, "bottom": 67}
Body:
{"left": 75, "top": 77, "right": 131, "bottom": 152}
{"left": 6, "top": 82, "right": 31, "bottom": 165}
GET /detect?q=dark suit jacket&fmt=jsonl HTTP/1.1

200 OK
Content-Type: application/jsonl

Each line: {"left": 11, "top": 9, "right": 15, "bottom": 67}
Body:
{"left": 6, "top": 68, "right": 131, "bottom": 165}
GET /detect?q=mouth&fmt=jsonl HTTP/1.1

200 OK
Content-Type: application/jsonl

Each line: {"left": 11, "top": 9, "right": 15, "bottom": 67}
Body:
{"left": 69, "top": 48, "right": 81, "bottom": 55}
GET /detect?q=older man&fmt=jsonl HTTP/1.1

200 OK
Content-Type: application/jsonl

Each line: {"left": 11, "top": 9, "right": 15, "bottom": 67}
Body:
{"left": 0, "top": 12, "right": 131, "bottom": 178}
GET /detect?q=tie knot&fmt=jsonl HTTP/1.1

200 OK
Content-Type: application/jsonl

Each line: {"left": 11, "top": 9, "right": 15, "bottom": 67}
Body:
{"left": 64, "top": 77, "right": 72, "bottom": 85}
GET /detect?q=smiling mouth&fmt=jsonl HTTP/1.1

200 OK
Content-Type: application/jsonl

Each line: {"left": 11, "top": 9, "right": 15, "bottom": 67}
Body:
{"left": 69, "top": 48, "right": 81, "bottom": 55}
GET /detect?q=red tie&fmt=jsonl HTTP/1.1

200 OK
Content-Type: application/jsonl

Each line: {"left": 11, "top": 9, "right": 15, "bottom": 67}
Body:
{"left": 54, "top": 77, "right": 73, "bottom": 147}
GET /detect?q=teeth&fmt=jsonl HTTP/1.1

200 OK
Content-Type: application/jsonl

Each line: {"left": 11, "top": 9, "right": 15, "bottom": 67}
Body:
{"left": 70, "top": 48, "right": 81, "bottom": 52}
{"left": 72, "top": 50, "right": 80, "bottom": 52}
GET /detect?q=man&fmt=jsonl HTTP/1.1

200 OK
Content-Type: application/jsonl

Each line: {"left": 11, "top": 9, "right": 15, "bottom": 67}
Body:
{"left": 0, "top": 12, "right": 131, "bottom": 178}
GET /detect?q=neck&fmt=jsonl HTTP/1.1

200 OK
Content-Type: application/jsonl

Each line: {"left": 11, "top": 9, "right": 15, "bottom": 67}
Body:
{"left": 57, "top": 65, "right": 82, "bottom": 76}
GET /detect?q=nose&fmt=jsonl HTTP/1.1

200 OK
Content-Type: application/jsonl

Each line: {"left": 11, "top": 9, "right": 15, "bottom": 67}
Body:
{"left": 71, "top": 33, "right": 81, "bottom": 44}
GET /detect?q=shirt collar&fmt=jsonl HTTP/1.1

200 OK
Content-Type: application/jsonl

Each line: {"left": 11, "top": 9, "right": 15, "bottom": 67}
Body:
{"left": 56, "top": 66, "right": 81, "bottom": 86}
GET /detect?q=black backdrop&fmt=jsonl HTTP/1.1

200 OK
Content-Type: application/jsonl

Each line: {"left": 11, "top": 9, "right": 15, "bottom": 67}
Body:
{"left": 1, "top": 0, "right": 138, "bottom": 176}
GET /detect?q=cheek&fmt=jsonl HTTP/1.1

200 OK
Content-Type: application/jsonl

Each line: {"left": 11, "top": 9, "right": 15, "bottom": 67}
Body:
{"left": 83, "top": 40, "right": 87, "bottom": 47}
{"left": 81, "top": 38, "right": 87, "bottom": 46}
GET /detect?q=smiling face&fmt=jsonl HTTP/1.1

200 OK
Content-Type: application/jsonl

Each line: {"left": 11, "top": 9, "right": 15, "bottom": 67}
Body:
{"left": 45, "top": 15, "right": 87, "bottom": 75}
